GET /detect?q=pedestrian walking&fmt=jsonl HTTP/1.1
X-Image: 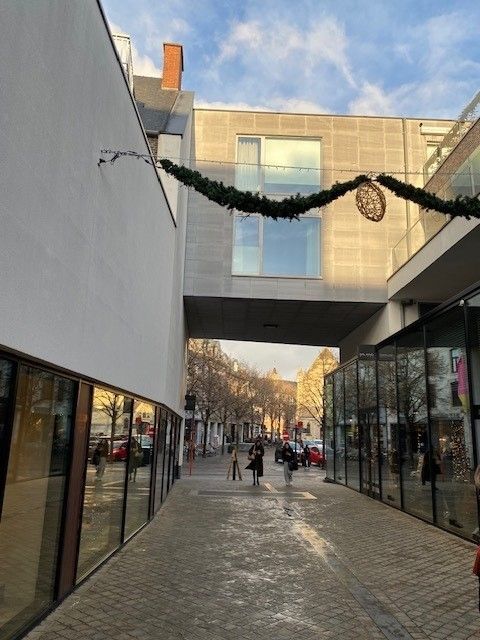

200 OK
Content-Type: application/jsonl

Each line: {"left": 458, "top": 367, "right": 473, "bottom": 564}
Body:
{"left": 245, "top": 436, "right": 264, "bottom": 485}
{"left": 93, "top": 439, "right": 109, "bottom": 479}
{"left": 129, "top": 437, "right": 142, "bottom": 482}
{"left": 303, "top": 444, "right": 311, "bottom": 468}
{"left": 282, "top": 441, "right": 296, "bottom": 486}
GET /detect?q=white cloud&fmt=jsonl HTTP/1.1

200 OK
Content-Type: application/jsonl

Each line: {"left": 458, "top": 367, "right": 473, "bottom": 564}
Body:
{"left": 195, "top": 97, "right": 330, "bottom": 114}
{"left": 136, "top": 11, "right": 190, "bottom": 57}
{"left": 348, "top": 82, "right": 398, "bottom": 116}
{"left": 213, "top": 15, "right": 356, "bottom": 96}
{"left": 109, "top": 21, "right": 161, "bottom": 77}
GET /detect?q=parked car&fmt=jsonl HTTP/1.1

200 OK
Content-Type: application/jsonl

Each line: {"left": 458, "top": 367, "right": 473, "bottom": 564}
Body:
{"left": 111, "top": 440, "right": 128, "bottom": 461}
{"left": 303, "top": 441, "right": 324, "bottom": 466}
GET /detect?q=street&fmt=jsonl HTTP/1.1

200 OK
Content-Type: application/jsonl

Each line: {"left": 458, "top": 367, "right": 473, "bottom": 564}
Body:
{"left": 26, "top": 450, "right": 480, "bottom": 640}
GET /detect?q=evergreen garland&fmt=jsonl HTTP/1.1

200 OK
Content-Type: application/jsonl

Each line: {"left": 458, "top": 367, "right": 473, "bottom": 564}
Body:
{"left": 159, "top": 159, "right": 367, "bottom": 220}
{"left": 158, "top": 158, "right": 480, "bottom": 221}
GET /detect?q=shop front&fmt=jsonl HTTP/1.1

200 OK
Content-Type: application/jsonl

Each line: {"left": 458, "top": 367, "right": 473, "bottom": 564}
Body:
{"left": 0, "top": 354, "right": 181, "bottom": 640}
{"left": 324, "top": 288, "right": 480, "bottom": 542}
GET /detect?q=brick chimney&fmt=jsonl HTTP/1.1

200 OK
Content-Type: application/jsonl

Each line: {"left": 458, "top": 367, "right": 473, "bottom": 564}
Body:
{"left": 161, "top": 43, "right": 183, "bottom": 90}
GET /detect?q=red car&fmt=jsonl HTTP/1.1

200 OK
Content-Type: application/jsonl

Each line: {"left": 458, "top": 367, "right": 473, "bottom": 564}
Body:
{"left": 304, "top": 442, "right": 324, "bottom": 466}
{"left": 111, "top": 440, "right": 128, "bottom": 461}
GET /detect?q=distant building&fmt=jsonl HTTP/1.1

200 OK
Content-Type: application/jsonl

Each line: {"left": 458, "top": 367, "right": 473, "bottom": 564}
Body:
{"left": 296, "top": 348, "right": 338, "bottom": 439}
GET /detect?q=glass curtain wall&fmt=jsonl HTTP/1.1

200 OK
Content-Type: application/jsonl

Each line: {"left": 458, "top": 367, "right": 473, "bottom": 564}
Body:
{"left": 333, "top": 370, "right": 345, "bottom": 484}
{"left": 378, "top": 348, "right": 401, "bottom": 507}
{"left": 124, "top": 401, "right": 155, "bottom": 539}
{"left": 358, "top": 360, "right": 379, "bottom": 497}
{"left": 397, "top": 331, "right": 433, "bottom": 521}
{"left": 324, "top": 376, "right": 334, "bottom": 480}
{"left": 0, "top": 365, "right": 74, "bottom": 640}
{"left": 77, "top": 389, "right": 132, "bottom": 580}
{"left": 425, "top": 308, "right": 477, "bottom": 534}
{"left": 344, "top": 362, "right": 360, "bottom": 490}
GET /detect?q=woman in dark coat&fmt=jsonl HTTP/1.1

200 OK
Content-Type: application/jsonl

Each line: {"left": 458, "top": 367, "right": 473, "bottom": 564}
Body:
{"left": 246, "top": 437, "right": 264, "bottom": 485}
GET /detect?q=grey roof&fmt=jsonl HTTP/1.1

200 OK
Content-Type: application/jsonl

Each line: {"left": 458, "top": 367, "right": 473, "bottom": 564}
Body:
{"left": 133, "top": 75, "right": 178, "bottom": 134}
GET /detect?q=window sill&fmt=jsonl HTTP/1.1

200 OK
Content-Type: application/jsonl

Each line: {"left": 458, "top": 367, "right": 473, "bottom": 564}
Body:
{"left": 231, "top": 273, "right": 323, "bottom": 280}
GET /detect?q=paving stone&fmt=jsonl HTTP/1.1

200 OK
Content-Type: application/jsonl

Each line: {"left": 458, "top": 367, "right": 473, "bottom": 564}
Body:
{"left": 23, "top": 454, "right": 480, "bottom": 640}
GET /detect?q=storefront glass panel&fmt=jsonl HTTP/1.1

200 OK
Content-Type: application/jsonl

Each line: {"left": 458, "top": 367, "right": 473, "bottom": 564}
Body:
{"left": 324, "top": 376, "right": 334, "bottom": 479}
{"left": 155, "top": 410, "right": 167, "bottom": 508}
{"left": 397, "top": 332, "right": 433, "bottom": 521}
{"left": 344, "top": 362, "right": 360, "bottom": 490}
{"left": 426, "top": 308, "right": 477, "bottom": 535}
{"left": 378, "top": 348, "right": 401, "bottom": 507}
{"left": 333, "top": 370, "right": 345, "bottom": 484}
{"left": 0, "top": 365, "right": 74, "bottom": 639}
{"left": 358, "top": 360, "right": 379, "bottom": 497}
{"left": 124, "top": 400, "right": 155, "bottom": 539}
{"left": 165, "top": 413, "right": 173, "bottom": 493}
{"left": 77, "top": 389, "right": 132, "bottom": 580}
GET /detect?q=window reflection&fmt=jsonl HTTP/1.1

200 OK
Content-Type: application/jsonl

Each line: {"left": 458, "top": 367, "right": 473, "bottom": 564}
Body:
{"left": 358, "top": 361, "right": 379, "bottom": 497}
{"left": 427, "top": 309, "right": 477, "bottom": 535}
{"left": 154, "top": 410, "right": 167, "bottom": 512}
{"left": 344, "top": 363, "right": 360, "bottom": 490}
{"left": 397, "top": 334, "right": 432, "bottom": 521}
{"left": 77, "top": 389, "right": 132, "bottom": 580}
{"left": 124, "top": 401, "right": 155, "bottom": 539}
{"left": 324, "top": 377, "right": 334, "bottom": 480}
{"left": 333, "top": 371, "right": 345, "bottom": 484}
{"left": 0, "top": 365, "right": 74, "bottom": 638}
{"left": 378, "top": 350, "right": 401, "bottom": 506}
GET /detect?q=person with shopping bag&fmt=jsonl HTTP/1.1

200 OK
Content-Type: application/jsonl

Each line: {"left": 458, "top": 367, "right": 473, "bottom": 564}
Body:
{"left": 245, "top": 436, "right": 264, "bottom": 485}
{"left": 282, "top": 441, "right": 296, "bottom": 486}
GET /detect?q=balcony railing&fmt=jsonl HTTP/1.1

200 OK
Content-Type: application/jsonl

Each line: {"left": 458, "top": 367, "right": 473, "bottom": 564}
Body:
{"left": 423, "top": 90, "right": 480, "bottom": 180}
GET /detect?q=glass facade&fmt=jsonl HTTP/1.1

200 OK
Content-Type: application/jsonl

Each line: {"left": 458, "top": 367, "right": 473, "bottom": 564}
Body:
{"left": 124, "top": 401, "right": 155, "bottom": 539}
{"left": 324, "top": 293, "right": 480, "bottom": 542}
{"left": 0, "top": 365, "right": 75, "bottom": 640}
{"left": 333, "top": 370, "right": 345, "bottom": 484}
{"left": 0, "top": 354, "right": 181, "bottom": 640}
{"left": 77, "top": 389, "right": 132, "bottom": 579}
{"left": 344, "top": 363, "right": 359, "bottom": 490}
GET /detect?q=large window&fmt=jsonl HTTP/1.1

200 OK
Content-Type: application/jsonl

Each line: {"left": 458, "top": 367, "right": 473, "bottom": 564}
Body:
{"left": 0, "top": 365, "right": 75, "bottom": 639}
{"left": 344, "top": 363, "right": 360, "bottom": 490}
{"left": 397, "top": 332, "right": 432, "bottom": 522}
{"left": 124, "top": 400, "right": 155, "bottom": 539}
{"left": 426, "top": 309, "right": 477, "bottom": 535}
{"left": 378, "top": 348, "right": 401, "bottom": 507}
{"left": 324, "top": 377, "right": 334, "bottom": 480}
{"left": 333, "top": 370, "right": 345, "bottom": 484}
{"left": 233, "top": 136, "right": 321, "bottom": 277}
{"left": 77, "top": 389, "right": 132, "bottom": 580}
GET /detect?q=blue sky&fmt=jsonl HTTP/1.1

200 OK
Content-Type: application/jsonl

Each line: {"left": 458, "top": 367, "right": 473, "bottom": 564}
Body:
{"left": 103, "top": 0, "right": 480, "bottom": 118}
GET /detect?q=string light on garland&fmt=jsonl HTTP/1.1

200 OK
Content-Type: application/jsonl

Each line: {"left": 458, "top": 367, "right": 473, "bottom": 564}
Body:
{"left": 99, "top": 150, "right": 480, "bottom": 223}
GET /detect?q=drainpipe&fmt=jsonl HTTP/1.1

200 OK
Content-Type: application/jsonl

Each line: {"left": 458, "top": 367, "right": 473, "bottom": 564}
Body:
{"left": 402, "top": 118, "right": 412, "bottom": 258}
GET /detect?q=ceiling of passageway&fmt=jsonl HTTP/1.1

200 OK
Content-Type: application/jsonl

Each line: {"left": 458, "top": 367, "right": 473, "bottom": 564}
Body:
{"left": 184, "top": 297, "right": 384, "bottom": 346}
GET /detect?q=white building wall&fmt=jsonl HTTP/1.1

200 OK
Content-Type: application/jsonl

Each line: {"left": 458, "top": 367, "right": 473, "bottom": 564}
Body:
{"left": 0, "top": 0, "right": 187, "bottom": 414}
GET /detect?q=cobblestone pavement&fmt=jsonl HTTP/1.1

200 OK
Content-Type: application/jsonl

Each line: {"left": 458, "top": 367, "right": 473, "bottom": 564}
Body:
{"left": 27, "top": 451, "right": 480, "bottom": 640}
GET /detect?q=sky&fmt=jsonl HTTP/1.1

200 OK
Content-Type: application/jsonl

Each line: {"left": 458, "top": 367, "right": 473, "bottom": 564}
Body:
{"left": 218, "top": 341, "right": 338, "bottom": 381}
{"left": 103, "top": 0, "right": 480, "bottom": 118}
{"left": 102, "top": 0, "right": 479, "bottom": 377}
